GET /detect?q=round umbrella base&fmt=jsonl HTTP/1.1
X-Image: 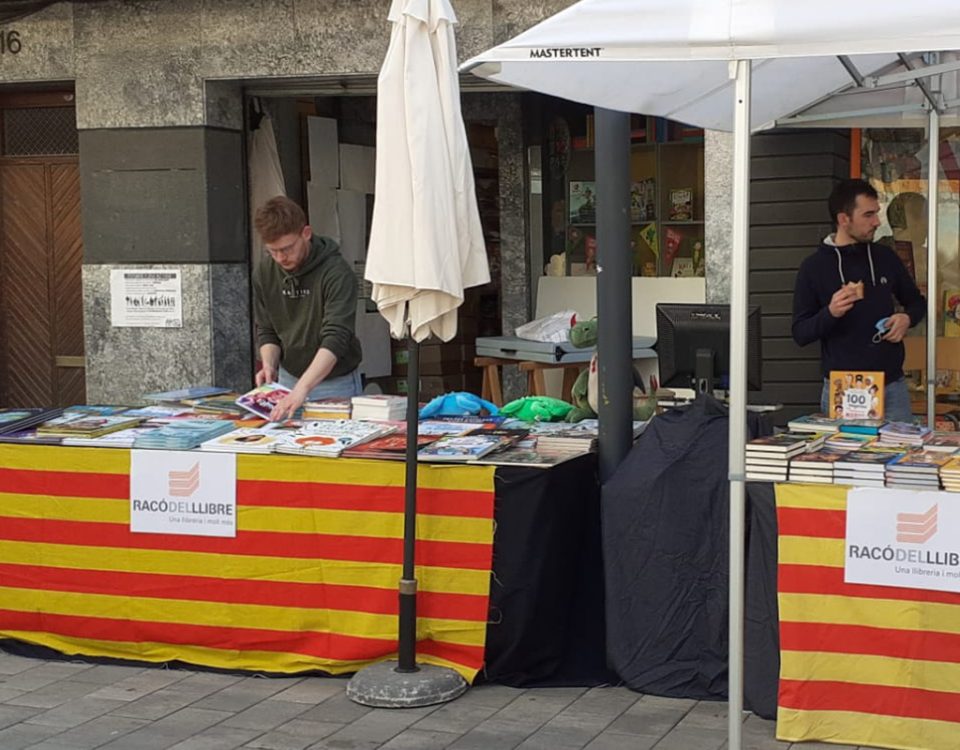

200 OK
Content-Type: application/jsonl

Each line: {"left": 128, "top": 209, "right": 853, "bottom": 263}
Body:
{"left": 346, "top": 661, "right": 467, "bottom": 708}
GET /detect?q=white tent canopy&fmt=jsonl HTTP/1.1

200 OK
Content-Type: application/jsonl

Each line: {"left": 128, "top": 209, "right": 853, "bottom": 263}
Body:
{"left": 463, "top": 2, "right": 960, "bottom": 748}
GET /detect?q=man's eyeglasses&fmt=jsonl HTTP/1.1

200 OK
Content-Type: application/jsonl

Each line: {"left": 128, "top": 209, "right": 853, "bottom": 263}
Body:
{"left": 264, "top": 237, "right": 301, "bottom": 257}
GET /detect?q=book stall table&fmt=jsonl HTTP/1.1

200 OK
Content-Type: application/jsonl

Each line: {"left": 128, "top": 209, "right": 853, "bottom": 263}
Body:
{"left": 775, "top": 481, "right": 960, "bottom": 750}
{"left": 0, "top": 444, "right": 605, "bottom": 686}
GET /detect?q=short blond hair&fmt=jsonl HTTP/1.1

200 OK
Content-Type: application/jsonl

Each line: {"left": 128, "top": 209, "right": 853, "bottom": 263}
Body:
{"left": 255, "top": 196, "right": 306, "bottom": 242}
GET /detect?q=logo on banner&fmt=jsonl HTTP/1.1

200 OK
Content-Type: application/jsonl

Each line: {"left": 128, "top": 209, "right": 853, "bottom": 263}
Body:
{"left": 130, "top": 450, "right": 236, "bottom": 538}
{"left": 845, "top": 489, "right": 960, "bottom": 594}
{"left": 896, "top": 504, "right": 938, "bottom": 544}
{"left": 168, "top": 463, "right": 200, "bottom": 497}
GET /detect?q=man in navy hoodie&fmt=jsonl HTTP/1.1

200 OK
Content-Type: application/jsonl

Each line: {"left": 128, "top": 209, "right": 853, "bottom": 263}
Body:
{"left": 792, "top": 179, "right": 925, "bottom": 422}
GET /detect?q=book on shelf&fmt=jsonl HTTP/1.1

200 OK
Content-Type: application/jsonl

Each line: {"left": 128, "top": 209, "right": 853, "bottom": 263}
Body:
{"left": 235, "top": 383, "right": 292, "bottom": 420}
{"left": 629, "top": 179, "right": 656, "bottom": 222}
{"left": 668, "top": 188, "right": 693, "bottom": 221}
{"left": 568, "top": 181, "right": 596, "bottom": 224}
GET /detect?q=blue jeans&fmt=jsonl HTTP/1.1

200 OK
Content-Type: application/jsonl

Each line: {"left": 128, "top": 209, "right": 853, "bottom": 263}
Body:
{"left": 820, "top": 377, "right": 913, "bottom": 423}
{"left": 279, "top": 366, "right": 363, "bottom": 400}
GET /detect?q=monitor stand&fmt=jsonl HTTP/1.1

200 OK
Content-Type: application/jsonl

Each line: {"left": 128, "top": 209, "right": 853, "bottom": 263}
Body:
{"left": 694, "top": 348, "right": 714, "bottom": 396}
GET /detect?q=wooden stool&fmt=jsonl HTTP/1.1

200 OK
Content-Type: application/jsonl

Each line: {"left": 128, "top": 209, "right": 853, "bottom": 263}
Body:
{"left": 473, "top": 356, "right": 515, "bottom": 407}
{"left": 518, "top": 361, "right": 585, "bottom": 402}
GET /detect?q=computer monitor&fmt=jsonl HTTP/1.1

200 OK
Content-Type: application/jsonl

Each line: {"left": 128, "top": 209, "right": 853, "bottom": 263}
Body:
{"left": 656, "top": 303, "right": 763, "bottom": 394}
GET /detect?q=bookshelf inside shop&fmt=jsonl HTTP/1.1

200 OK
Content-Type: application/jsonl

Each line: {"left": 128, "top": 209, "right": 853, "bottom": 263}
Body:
{"left": 547, "top": 111, "right": 705, "bottom": 278}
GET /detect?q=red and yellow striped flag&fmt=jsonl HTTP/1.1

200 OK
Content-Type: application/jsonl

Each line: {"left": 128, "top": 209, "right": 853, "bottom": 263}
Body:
{"left": 0, "top": 444, "right": 496, "bottom": 681}
{"left": 776, "top": 483, "right": 960, "bottom": 750}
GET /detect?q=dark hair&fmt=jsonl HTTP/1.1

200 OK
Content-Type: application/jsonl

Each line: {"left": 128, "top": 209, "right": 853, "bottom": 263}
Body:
{"left": 828, "top": 179, "right": 878, "bottom": 227}
{"left": 255, "top": 196, "right": 306, "bottom": 242}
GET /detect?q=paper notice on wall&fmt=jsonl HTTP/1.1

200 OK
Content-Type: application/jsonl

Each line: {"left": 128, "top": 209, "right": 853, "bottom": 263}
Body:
{"left": 110, "top": 269, "right": 183, "bottom": 328}
{"left": 307, "top": 116, "right": 339, "bottom": 187}
{"left": 339, "top": 144, "right": 375, "bottom": 194}
{"left": 307, "top": 182, "right": 340, "bottom": 241}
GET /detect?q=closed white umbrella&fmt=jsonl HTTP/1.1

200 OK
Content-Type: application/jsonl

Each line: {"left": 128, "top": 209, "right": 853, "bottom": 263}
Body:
{"left": 366, "top": 0, "right": 489, "bottom": 343}
{"left": 462, "top": 2, "right": 960, "bottom": 746}
{"left": 349, "top": 0, "right": 490, "bottom": 709}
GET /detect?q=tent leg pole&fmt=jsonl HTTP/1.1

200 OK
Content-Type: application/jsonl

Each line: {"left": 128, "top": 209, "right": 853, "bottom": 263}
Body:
{"left": 728, "top": 58, "right": 752, "bottom": 750}
{"left": 594, "top": 107, "right": 633, "bottom": 482}
{"left": 927, "top": 108, "right": 940, "bottom": 429}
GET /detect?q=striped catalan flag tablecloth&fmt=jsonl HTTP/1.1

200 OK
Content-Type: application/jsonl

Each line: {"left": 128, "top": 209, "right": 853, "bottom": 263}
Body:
{"left": 776, "top": 482, "right": 960, "bottom": 750}
{"left": 0, "top": 445, "right": 496, "bottom": 681}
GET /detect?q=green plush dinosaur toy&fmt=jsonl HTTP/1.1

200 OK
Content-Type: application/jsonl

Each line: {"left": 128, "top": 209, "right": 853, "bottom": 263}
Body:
{"left": 500, "top": 395, "right": 573, "bottom": 422}
{"left": 566, "top": 317, "right": 658, "bottom": 422}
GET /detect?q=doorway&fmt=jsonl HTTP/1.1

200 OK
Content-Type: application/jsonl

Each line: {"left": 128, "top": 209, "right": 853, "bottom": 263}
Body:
{"left": 0, "top": 91, "right": 85, "bottom": 407}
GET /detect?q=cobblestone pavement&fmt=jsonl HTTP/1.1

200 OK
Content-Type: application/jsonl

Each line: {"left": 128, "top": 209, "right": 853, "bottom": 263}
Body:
{"left": 0, "top": 652, "right": 863, "bottom": 749}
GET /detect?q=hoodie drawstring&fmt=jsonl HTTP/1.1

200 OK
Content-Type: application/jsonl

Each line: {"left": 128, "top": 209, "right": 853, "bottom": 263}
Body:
{"left": 834, "top": 243, "right": 876, "bottom": 286}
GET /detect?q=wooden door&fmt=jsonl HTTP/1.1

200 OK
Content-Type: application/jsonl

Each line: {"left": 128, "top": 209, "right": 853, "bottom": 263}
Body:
{"left": 0, "top": 94, "right": 84, "bottom": 407}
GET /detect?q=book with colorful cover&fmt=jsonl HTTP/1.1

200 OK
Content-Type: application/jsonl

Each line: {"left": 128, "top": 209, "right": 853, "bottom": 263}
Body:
{"left": 923, "top": 432, "right": 960, "bottom": 452}
{"left": 568, "top": 181, "right": 597, "bottom": 224}
{"left": 273, "top": 420, "right": 394, "bottom": 457}
{"left": 746, "top": 432, "right": 820, "bottom": 453}
{"left": 886, "top": 450, "right": 954, "bottom": 474}
{"left": 470, "top": 448, "right": 583, "bottom": 468}
{"left": 668, "top": 187, "right": 693, "bottom": 221}
{"left": 235, "top": 383, "right": 292, "bottom": 420}
{"left": 827, "top": 371, "right": 885, "bottom": 419}
{"left": 62, "top": 426, "right": 161, "bottom": 448}
{"left": 36, "top": 413, "right": 142, "bottom": 437}
{"left": 0, "top": 428, "right": 63, "bottom": 445}
{"left": 199, "top": 427, "right": 291, "bottom": 453}
{"left": 417, "top": 434, "right": 506, "bottom": 463}
{"left": 834, "top": 446, "right": 904, "bottom": 470}
{"left": 943, "top": 289, "right": 960, "bottom": 336}
{"left": 838, "top": 418, "right": 886, "bottom": 435}
{"left": 0, "top": 407, "right": 62, "bottom": 435}
{"left": 341, "top": 433, "right": 440, "bottom": 460}
{"left": 786, "top": 414, "right": 842, "bottom": 433}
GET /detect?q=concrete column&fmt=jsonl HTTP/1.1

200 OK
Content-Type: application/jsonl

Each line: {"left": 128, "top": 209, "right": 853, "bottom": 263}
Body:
{"left": 705, "top": 129, "right": 734, "bottom": 304}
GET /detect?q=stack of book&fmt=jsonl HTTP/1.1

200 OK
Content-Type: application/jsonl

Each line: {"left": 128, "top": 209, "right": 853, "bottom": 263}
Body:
{"left": 939, "top": 456, "right": 960, "bottom": 491}
{"left": 351, "top": 395, "right": 407, "bottom": 421}
{"left": 924, "top": 433, "right": 960, "bottom": 453}
{"left": 838, "top": 418, "right": 885, "bottom": 437}
{"left": 536, "top": 428, "right": 599, "bottom": 454}
{"left": 273, "top": 420, "right": 395, "bottom": 457}
{"left": 745, "top": 433, "right": 825, "bottom": 482}
{"left": 37, "top": 414, "right": 143, "bottom": 438}
{"left": 341, "top": 433, "right": 440, "bottom": 461}
{"left": 877, "top": 422, "right": 932, "bottom": 448}
{"left": 824, "top": 432, "right": 876, "bottom": 452}
{"left": 786, "top": 414, "right": 841, "bottom": 434}
{"left": 0, "top": 407, "right": 63, "bottom": 435}
{"left": 133, "top": 419, "right": 236, "bottom": 450}
{"left": 199, "top": 427, "right": 291, "bottom": 454}
{"left": 833, "top": 446, "right": 903, "bottom": 487}
{"left": 788, "top": 450, "right": 844, "bottom": 484}
{"left": 184, "top": 395, "right": 247, "bottom": 419}
{"left": 885, "top": 451, "right": 950, "bottom": 490}
{"left": 417, "top": 430, "right": 515, "bottom": 463}
{"left": 62, "top": 425, "right": 160, "bottom": 448}
{"left": 303, "top": 397, "right": 352, "bottom": 420}
{"left": 469, "top": 447, "right": 583, "bottom": 468}
{"left": 143, "top": 386, "right": 231, "bottom": 404}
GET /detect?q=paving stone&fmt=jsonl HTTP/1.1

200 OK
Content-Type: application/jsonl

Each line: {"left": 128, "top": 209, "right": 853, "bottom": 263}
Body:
{"left": 0, "top": 654, "right": 47, "bottom": 675}
{"left": 33, "top": 714, "right": 151, "bottom": 750}
{"left": 605, "top": 695, "right": 694, "bottom": 737}
{"left": 378, "top": 728, "right": 460, "bottom": 749}
{"left": 720, "top": 713, "right": 783, "bottom": 750}
{"left": 0, "top": 703, "right": 47, "bottom": 729}
{"left": 562, "top": 687, "right": 641, "bottom": 720}
{"left": 86, "top": 668, "right": 190, "bottom": 701}
{"left": 168, "top": 725, "right": 262, "bottom": 749}
{"left": 493, "top": 691, "right": 581, "bottom": 725}
{"left": 454, "top": 684, "right": 525, "bottom": 709}
{"left": 584, "top": 731, "right": 659, "bottom": 750}
{"left": 0, "top": 720, "right": 64, "bottom": 750}
{"left": 244, "top": 720, "right": 344, "bottom": 749}
{"left": 445, "top": 724, "right": 530, "bottom": 750}
{"left": 0, "top": 686, "right": 28, "bottom": 702}
{"left": 0, "top": 664, "right": 96, "bottom": 692}
{"left": 296, "top": 693, "right": 373, "bottom": 724}
{"left": 222, "top": 697, "right": 313, "bottom": 731}
{"left": 653, "top": 726, "right": 727, "bottom": 750}
{"left": 23, "top": 696, "right": 127, "bottom": 729}
{"left": 99, "top": 707, "right": 235, "bottom": 750}
{"left": 67, "top": 664, "right": 149, "bottom": 684}
{"left": 318, "top": 709, "right": 434, "bottom": 746}
{"left": 412, "top": 702, "right": 500, "bottom": 734}
{"left": 192, "top": 677, "right": 300, "bottom": 712}
{"left": 676, "top": 700, "right": 728, "bottom": 730}
{"left": 4, "top": 679, "right": 98, "bottom": 708}
{"left": 519, "top": 711, "right": 614, "bottom": 748}
{"left": 111, "top": 676, "right": 244, "bottom": 720}
{"left": 270, "top": 679, "right": 345, "bottom": 705}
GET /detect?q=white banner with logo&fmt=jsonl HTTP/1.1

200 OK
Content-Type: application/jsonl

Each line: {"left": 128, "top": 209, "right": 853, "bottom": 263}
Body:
{"left": 130, "top": 450, "right": 236, "bottom": 537}
{"left": 845, "top": 487, "right": 960, "bottom": 593}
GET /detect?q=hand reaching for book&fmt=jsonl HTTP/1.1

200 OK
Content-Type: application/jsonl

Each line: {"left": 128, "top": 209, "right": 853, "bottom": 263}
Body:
{"left": 270, "top": 389, "right": 305, "bottom": 422}
{"left": 256, "top": 364, "right": 278, "bottom": 387}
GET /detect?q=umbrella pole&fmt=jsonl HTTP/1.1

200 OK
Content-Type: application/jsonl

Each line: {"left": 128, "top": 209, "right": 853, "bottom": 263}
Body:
{"left": 398, "top": 335, "right": 420, "bottom": 672}
{"left": 346, "top": 332, "right": 467, "bottom": 708}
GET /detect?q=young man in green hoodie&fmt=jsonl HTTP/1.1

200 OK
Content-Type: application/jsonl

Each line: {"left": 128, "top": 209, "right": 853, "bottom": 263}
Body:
{"left": 253, "top": 196, "right": 363, "bottom": 421}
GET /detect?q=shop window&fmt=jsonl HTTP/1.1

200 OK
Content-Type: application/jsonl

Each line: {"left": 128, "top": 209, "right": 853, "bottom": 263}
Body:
{"left": 540, "top": 103, "right": 704, "bottom": 278}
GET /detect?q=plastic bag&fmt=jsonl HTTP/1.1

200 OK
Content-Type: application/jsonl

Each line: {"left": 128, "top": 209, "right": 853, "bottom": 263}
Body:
{"left": 515, "top": 310, "right": 578, "bottom": 343}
